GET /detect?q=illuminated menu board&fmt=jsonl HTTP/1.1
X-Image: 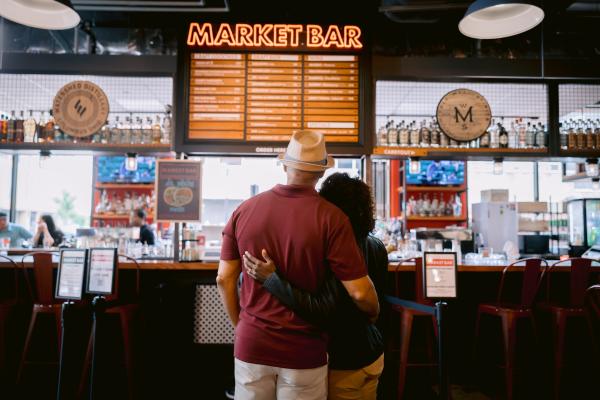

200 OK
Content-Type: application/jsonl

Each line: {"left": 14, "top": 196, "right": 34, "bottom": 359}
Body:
{"left": 187, "top": 52, "right": 360, "bottom": 144}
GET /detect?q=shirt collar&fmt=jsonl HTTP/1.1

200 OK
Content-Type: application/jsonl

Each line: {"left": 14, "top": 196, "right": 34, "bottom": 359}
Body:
{"left": 272, "top": 184, "right": 319, "bottom": 198}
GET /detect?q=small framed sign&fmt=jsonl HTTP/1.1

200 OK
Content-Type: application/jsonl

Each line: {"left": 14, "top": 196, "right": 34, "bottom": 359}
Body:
{"left": 86, "top": 248, "right": 117, "bottom": 295}
{"left": 423, "top": 252, "right": 458, "bottom": 299}
{"left": 56, "top": 249, "right": 88, "bottom": 300}
{"left": 155, "top": 160, "right": 202, "bottom": 222}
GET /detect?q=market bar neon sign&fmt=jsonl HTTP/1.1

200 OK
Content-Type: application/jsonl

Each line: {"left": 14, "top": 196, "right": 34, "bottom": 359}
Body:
{"left": 187, "top": 23, "right": 363, "bottom": 49}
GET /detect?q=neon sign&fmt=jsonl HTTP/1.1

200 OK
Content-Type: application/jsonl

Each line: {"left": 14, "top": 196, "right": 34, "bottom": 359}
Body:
{"left": 187, "top": 23, "right": 363, "bottom": 50}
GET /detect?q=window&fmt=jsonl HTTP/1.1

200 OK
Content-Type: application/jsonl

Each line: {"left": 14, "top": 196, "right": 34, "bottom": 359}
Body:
{"left": 467, "top": 161, "right": 535, "bottom": 217}
{"left": 0, "top": 155, "right": 12, "bottom": 215}
{"left": 538, "top": 162, "right": 597, "bottom": 203}
{"left": 194, "top": 156, "right": 363, "bottom": 227}
{"left": 15, "top": 155, "right": 93, "bottom": 235}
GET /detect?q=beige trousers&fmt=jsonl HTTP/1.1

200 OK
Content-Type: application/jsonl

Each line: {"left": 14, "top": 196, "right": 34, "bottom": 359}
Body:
{"left": 234, "top": 358, "right": 328, "bottom": 400}
{"left": 327, "top": 354, "right": 385, "bottom": 400}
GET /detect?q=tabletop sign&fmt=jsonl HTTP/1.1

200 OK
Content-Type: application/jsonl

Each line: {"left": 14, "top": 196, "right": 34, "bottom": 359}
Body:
{"left": 436, "top": 89, "right": 491, "bottom": 142}
{"left": 156, "top": 160, "right": 202, "bottom": 222}
{"left": 52, "top": 81, "right": 110, "bottom": 138}
{"left": 56, "top": 249, "right": 88, "bottom": 300}
{"left": 423, "top": 252, "right": 458, "bottom": 299}
{"left": 86, "top": 248, "right": 117, "bottom": 295}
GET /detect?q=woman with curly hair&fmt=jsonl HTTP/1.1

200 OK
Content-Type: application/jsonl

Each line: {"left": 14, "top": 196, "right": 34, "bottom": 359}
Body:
{"left": 243, "top": 172, "right": 388, "bottom": 399}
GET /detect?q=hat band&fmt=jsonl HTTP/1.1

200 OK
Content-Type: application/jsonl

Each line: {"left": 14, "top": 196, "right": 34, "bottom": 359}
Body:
{"left": 284, "top": 153, "right": 329, "bottom": 166}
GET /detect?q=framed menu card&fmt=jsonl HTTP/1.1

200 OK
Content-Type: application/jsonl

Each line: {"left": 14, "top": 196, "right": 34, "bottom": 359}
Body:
{"left": 56, "top": 249, "right": 88, "bottom": 300}
{"left": 86, "top": 248, "right": 117, "bottom": 295}
{"left": 423, "top": 252, "right": 458, "bottom": 299}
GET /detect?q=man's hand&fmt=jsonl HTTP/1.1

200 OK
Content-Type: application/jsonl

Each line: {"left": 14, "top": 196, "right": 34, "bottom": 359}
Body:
{"left": 243, "top": 249, "right": 276, "bottom": 283}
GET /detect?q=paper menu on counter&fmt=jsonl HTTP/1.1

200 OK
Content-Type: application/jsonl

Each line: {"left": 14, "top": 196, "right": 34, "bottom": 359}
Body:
{"left": 423, "top": 252, "right": 458, "bottom": 299}
{"left": 56, "top": 249, "right": 88, "bottom": 300}
{"left": 87, "top": 248, "right": 117, "bottom": 295}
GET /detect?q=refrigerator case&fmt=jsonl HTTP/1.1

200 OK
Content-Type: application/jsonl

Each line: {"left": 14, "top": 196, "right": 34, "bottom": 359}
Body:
{"left": 567, "top": 198, "right": 600, "bottom": 248}
{"left": 472, "top": 203, "right": 519, "bottom": 253}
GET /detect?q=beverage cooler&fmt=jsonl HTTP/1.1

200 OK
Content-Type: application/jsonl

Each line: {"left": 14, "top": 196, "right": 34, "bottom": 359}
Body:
{"left": 567, "top": 197, "right": 600, "bottom": 256}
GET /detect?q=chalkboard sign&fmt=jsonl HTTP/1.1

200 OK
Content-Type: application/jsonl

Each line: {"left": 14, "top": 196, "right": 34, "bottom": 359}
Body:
{"left": 155, "top": 160, "right": 202, "bottom": 222}
{"left": 56, "top": 249, "right": 88, "bottom": 300}
{"left": 86, "top": 248, "right": 117, "bottom": 295}
{"left": 423, "top": 252, "right": 458, "bottom": 299}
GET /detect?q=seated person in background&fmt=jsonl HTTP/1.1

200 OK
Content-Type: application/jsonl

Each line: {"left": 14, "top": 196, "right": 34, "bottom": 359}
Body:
{"left": 33, "top": 215, "right": 64, "bottom": 248}
{"left": 0, "top": 211, "right": 33, "bottom": 248}
{"left": 243, "top": 173, "right": 388, "bottom": 400}
{"left": 131, "top": 209, "right": 155, "bottom": 245}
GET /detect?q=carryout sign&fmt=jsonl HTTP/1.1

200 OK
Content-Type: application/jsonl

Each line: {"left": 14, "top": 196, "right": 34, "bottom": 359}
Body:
{"left": 187, "top": 23, "right": 363, "bottom": 50}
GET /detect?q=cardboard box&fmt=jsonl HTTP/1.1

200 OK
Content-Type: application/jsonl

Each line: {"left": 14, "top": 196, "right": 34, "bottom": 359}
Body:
{"left": 517, "top": 202, "right": 548, "bottom": 213}
{"left": 481, "top": 189, "right": 509, "bottom": 203}
{"left": 518, "top": 219, "right": 549, "bottom": 232}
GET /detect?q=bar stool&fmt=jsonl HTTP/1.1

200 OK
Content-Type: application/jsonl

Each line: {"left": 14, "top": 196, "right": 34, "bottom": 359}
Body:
{"left": 387, "top": 257, "right": 438, "bottom": 399}
{"left": 0, "top": 254, "right": 20, "bottom": 379}
{"left": 584, "top": 284, "right": 600, "bottom": 351}
{"left": 538, "top": 258, "right": 598, "bottom": 399}
{"left": 79, "top": 254, "right": 141, "bottom": 400}
{"left": 16, "top": 251, "right": 62, "bottom": 385}
{"left": 474, "top": 257, "right": 548, "bottom": 400}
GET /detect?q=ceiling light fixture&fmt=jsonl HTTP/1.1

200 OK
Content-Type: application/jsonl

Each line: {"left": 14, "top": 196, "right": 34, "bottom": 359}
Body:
{"left": 408, "top": 158, "right": 420, "bottom": 175}
{"left": 0, "top": 0, "right": 80, "bottom": 30}
{"left": 585, "top": 158, "right": 599, "bottom": 178}
{"left": 125, "top": 153, "right": 138, "bottom": 172}
{"left": 459, "top": 1, "right": 544, "bottom": 39}
{"left": 493, "top": 157, "right": 504, "bottom": 175}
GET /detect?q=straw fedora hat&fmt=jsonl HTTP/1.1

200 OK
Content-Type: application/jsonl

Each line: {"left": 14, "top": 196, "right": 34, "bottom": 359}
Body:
{"left": 278, "top": 130, "right": 335, "bottom": 172}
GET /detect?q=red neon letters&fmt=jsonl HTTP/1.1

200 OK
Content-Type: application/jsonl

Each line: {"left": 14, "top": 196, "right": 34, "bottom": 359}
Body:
{"left": 187, "top": 23, "right": 363, "bottom": 49}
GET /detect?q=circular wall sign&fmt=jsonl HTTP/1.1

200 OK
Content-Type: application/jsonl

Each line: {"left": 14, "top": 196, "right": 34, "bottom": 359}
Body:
{"left": 52, "top": 81, "right": 110, "bottom": 138}
{"left": 436, "top": 88, "right": 492, "bottom": 142}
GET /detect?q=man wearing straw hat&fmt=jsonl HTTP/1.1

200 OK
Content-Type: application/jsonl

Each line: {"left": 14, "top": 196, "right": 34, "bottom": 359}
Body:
{"left": 217, "top": 130, "right": 379, "bottom": 400}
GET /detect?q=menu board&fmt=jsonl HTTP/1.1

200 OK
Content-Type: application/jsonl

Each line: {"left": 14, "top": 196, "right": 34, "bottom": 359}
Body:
{"left": 155, "top": 160, "right": 202, "bottom": 222}
{"left": 56, "top": 249, "right": 87, "bottom": 300}
{"left": 187, "top": 52, "right": 360, "bottom": 144}
{"left": 423, "top": 252, "right": 458, "bottom": 299}
{"left": 87, "top": 248, "right": 117, "bottom": 295}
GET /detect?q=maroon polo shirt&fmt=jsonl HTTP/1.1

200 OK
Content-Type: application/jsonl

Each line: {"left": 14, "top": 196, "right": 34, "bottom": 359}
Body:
{"left": 220, "top": 184, "right": 368, "bottom": 369}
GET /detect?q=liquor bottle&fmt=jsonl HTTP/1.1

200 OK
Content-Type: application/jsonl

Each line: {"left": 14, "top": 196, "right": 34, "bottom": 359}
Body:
{"left": 480, "top": 124, "right": 491, "bottom": 148}
{"left": 449, "top": 137, "right": 459, "bottom": 148}
{"left": 525, "top": 121, "right": 535, "bottom": 148}
{"left": 576, "top": 120, "right": 586, "bottom": 149}
{"left": 489, "top": 119, "right": 498, "bottom": 148}
{"left": 430, "top": 120, "right": 440, "bottom": 147}
{"left": 507, "top": 119, "right": 517, "bottom": 149}
{"left": 439, "top": 129, "right": 449, "bottom": 148}
{"left": 567, "top": 121, "right": 577, "bottom": 150}
{"left": 23, "top": 110, "right": 36, "bottom": 143}
{"left": 53, "top": 123, "right": 63, "bottom": 143}
{"left": 123, "top": 117, "right": 134, "bottom": 144}
{"left": 152, "top": 115, "right": 162, "bottom": 144}
{"left": 0, "top": 114, "right": 6, "bottom": 143}
{"left": 586, "top": 120, "right": 595, "bottom": 149}
{"left": 162, "top": 110, "right": 172, "bottom": 144}
{"left": 399, "top": 121, "right": 409, "bottom": 147}
{"left": 142, "top": 116, "right": 153, "bottom": 144}
{"left": 387, "top": 120, "right": 397, "bottom": 146}
{"left": 110, "top": 116, "right": 121, "bottom": 144}
{"left": 14, "top": 111, "right": 24, "bottom": 143}
{"left": 36, "top": 112, "right": 46, "bottom": 143}
{"left": 132, "top": 117, "right": 142, "bottom": 144}
{"left": 498, "top": 121, "right": 509, "bottom": 148}
{"left": 517, "top": 119, "right": 526, "bottom": 148}
{"left": 595, "top": 120, "right": 600, "bottom": 150}
{"left": 420, "top": 120, "right": 431, "bottom": 147}
{"left": 409, "top": 121, "right": 420, "bottom": 147}
{"left": 377, "top": 122, "right": 388, "bottom": 146}
{"left": 44, "top": 112, "right": 55, "bottom": 142}
{"left": 535, "top": 123, "right": 546, "bottom": 148}
{"left": 6, "top": 111, "right": 16, "bottom": 142}
{"left": 559, "top": 122, "right": 567, "bottom": 150}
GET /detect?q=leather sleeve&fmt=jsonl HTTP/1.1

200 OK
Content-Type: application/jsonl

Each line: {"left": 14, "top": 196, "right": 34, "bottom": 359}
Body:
{"left": 263, "top": 270, "right": 340, "bottom": 327}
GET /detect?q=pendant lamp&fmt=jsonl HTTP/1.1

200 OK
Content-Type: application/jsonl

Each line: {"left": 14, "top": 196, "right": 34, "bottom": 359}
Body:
{"left": 459, "top": 1, "right": 544, "bottom": 39}
{"left": 0, "top": 0, "right": 80, "bottom": 30}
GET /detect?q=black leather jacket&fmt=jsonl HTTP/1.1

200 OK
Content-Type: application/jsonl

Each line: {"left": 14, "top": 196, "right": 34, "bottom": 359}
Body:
{"left": 263, "top": 235, "right": 388, "bottom": 370}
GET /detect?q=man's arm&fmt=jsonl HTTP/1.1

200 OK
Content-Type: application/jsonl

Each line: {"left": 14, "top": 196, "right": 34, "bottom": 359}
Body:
{"left": 19, "top": 226, "right": 33, "bottom": 240}
{"left": 216, "top": 259, "right": 242, "bottom": 327}
{"left": 341, "top": 276, "right": 380, "bottom": 323}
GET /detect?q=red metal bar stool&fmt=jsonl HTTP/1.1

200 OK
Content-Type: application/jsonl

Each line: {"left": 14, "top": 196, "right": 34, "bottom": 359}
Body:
{"left": 0, "top": 254, "right": 20, "bottom": 379}
{"left": 474, "top": 257, "right": 548, "bottom": 400}
{"left": 538, "top": 258, "right": 598, "bottom": 399}
{"left": 584, "top": 284, "right": 600, "bottom": 352}
{"left": 387, "top": 257, "right": 438, "bottom": 399}
{"left": 16, "top": 251, "right": 62, "bottom": 385}
{"left": 79, "top": 254, "right": 141, "bottom": 400}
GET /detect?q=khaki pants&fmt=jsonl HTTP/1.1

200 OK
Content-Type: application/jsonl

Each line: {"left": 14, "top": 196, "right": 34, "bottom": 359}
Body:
{"left": 234, "top": 358, "right": 328, "bottom": 400}
{"left": 328, "top": 354, "right": 384, "bottom": 400}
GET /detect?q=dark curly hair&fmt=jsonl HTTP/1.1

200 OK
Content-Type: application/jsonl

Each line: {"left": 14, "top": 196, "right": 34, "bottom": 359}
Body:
{"left": 319, "top": 173, "right": 375, "bottom": 240}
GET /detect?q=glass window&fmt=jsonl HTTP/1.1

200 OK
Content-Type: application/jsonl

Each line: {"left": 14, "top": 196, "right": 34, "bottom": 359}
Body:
{"left": 467, "top": 161, "right": 535, "bottom": 217}
{"left": 194, "top": 156, "right": 362, "bottom": 227}
{"left": 0, "top": 155, "right": 12, "bottom": 215}
{"left": 15, "top": 155, "right": 94, "bottom": 235}
{"left": 538, "top": 161, "right": 597, "bottom": 203}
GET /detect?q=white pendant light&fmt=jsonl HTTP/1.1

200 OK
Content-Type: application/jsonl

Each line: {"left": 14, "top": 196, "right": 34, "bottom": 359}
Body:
{"left": 0, "top": 0, "right": 80, "bottom": 30}
{"left": 459, "top": 1, "right": 544, "bottom": 39}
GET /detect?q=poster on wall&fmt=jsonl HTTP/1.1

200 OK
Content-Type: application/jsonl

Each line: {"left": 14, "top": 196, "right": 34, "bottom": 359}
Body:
{"left": 86, "top": 248, "right": 117, "bottom": 295}
{"left": 423, "top": 252, "right": 458, "bottom": 299}
{"left": 56, "top": 249, "right": 88, "bottom": 300}
{"left": 155, "top": 160, "right": 202, "bottom": 222}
